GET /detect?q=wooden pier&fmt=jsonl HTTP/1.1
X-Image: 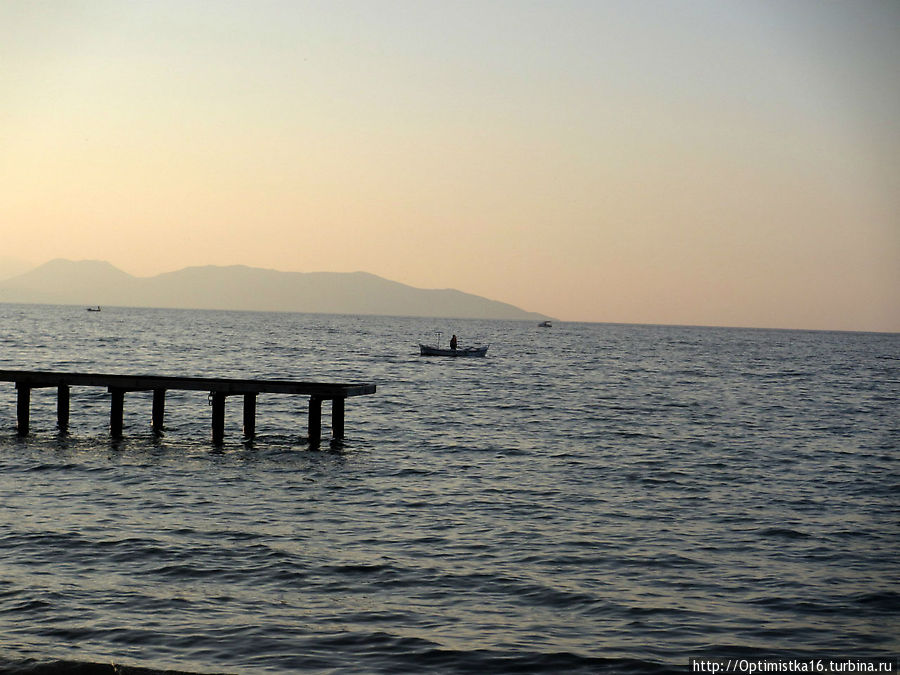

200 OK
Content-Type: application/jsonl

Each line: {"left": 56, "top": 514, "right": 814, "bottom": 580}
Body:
{"left": 0, "top": 370, "right": 376, "bottom": 444}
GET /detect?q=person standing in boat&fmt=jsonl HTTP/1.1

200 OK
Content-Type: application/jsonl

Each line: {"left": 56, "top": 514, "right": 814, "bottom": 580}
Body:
{"left": 450, "top": 335, "right": 458, "bottom": 350}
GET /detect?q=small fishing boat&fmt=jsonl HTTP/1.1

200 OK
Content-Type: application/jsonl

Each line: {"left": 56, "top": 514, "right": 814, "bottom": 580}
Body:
{"left": 419, "top": 332, "right": 488, "bottom": 357}
{"left": 539, "top": 320, "right": 552, "bottom": 327}
{"left": 419, "top": 344, "right": 489, "bottom": 357}
{"left": 86, "top": 306, "right": 101, "bottom": 312}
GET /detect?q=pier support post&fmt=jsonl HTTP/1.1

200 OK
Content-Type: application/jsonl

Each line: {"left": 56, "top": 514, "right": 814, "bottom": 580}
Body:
{"left": 308, "top": 396, "right": 322, "bottom": 444}
{"left": 110, "top": 387, "right": 125, "bottom": 438}
{"left": 211, "top": 392, "right": 226, "bottom": 444}
{"left": 332, "top": 397, "right": 345, "bottom": 440}
{"left": 57, "top": 384, "right": 70, "bottom": 432}
{"left": 152, "top": 389, "right": 166, "bottom": 434}
{"left": 243, "top": 393, "right": 257, "bottom": 439}
{"left": 16, "top": 383, "right": 31, "bottom": 436}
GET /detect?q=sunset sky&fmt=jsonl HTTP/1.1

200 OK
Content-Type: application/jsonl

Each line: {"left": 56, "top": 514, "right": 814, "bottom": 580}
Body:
{"left": 2, "top": 1, "right": 898, "bottom": 331}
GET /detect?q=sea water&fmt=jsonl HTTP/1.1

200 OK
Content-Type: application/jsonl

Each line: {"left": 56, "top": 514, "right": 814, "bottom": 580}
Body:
{"left": 0, "top": 304, "right": 897, "bottom": 673}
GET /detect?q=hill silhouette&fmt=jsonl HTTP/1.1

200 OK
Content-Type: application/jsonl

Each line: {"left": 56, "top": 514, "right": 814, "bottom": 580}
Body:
{"left": 0, "top": 259, "right": 550, "bottom": 320}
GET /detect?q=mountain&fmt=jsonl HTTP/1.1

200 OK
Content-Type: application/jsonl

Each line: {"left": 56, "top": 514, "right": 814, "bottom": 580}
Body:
{"left": 0, "top": 259, "right": 551, "bottom": 320}
{"left": 0, "top": 256, "right": 35, "bottom": 281}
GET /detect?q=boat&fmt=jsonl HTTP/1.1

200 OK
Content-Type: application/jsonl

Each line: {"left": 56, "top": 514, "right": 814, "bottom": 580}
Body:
{"left": 539, "top": 320, "right": 552, "bottom": 327}
{"left": 419, "top": 344, "right": 489, "bottom": 357}
{"left": 419, "top": 331, "right": 488, "bottom": 357}
{"left": 86, "top": 306, "right": 101, "bottom": 312}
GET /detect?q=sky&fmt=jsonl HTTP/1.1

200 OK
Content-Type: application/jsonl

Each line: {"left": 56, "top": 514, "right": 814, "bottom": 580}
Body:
{"left": 1, "top": 0, "right": 898, "bottom": 332}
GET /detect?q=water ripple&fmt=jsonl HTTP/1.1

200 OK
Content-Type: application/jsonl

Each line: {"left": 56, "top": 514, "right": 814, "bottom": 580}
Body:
{"left": 0, "top": 308, "right": 897, "bottom": 673}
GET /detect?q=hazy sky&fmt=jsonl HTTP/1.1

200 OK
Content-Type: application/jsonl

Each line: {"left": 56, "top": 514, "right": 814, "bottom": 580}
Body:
{"left": 2, "top": 0, "right": 898, "bottom": 331}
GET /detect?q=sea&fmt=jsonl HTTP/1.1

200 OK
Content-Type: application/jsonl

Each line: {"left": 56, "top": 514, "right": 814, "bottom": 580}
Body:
{"left": 0, "top": 304, "right": 897, "bottom": 674}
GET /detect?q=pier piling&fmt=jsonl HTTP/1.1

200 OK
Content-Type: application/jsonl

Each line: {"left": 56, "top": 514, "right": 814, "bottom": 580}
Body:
{"left": 308, "top": 396, "right": 322, "bottom": 444}
{"left": 332, "top": 397, "right": 345, "bottom": 440}
{"left": 109, "top": 388, "right": 125, "bottom": 439}
{"left": 211, "top": 392, "right": 227, "bottom": 444}
{"left": 243, "top": 393, "right": 257, "bottom": 439}
{"left": 16, "top": 383, "right": 30, "bottom": 436}
{"left": 152, "top": 389, "right": 166, "bottom": 434}
{"left": 57, "top": 385, "right": 70, "bottom": 432}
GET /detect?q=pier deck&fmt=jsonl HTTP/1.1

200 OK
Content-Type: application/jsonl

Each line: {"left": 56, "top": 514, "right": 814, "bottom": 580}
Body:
{"left": 0, "top": 370, "right": 376, "bottom": 444}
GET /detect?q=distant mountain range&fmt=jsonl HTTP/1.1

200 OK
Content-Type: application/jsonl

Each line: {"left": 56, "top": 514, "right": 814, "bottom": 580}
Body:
{"left": 0, "top": 259, "right": 551, "bottom": 321}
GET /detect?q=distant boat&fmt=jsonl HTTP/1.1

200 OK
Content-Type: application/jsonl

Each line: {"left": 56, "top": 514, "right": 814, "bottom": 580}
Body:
{"left": 86, "top": 306, "right": 101, "bottom": 312}
{"left": 419, "top": 344, "right": 489, "bottom": 357}
{"left": 419, "top": 331, "right": 488, "bottom": 357}
{"left": 539, "top": 320, "right": 552, "bottom": 327}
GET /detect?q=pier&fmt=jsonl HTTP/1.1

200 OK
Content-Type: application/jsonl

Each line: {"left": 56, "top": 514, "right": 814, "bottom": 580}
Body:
{"left": 0, "top": 370, "right": 376, "bottom": 444}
